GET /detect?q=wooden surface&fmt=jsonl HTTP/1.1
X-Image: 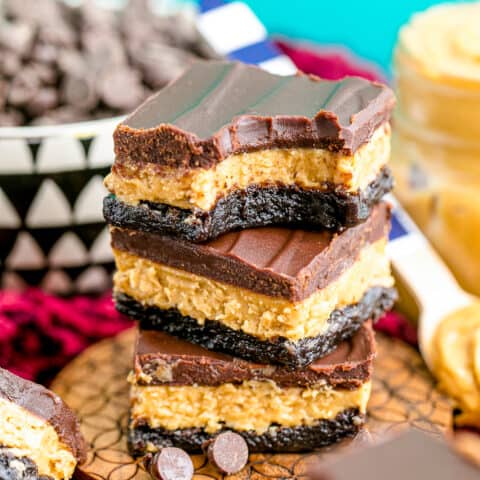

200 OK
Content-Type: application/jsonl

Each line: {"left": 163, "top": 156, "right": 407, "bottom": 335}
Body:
{"left": 51, "top": 329, "right": 452, "bottom": 480}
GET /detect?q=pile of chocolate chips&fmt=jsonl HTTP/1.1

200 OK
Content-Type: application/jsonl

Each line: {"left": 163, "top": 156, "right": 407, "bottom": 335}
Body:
{"left": 0, "top": 0, "right": 214, "bottom": 126}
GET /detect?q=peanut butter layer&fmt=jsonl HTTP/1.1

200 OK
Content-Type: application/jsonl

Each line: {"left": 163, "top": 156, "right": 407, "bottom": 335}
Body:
{"left": 129, "top": 380, "right": 371, "bottom": 434}
{"left": 113, "top": 238, "right": 392, "bottom": 342}
{"left": 0, "top": 399, "right": 77, "bottom": 480}
{"left": 111, "top": 202, "right": 391, "bottom": 302}
{"left": 106, "top": 124, "right": 390, "bottom": 211}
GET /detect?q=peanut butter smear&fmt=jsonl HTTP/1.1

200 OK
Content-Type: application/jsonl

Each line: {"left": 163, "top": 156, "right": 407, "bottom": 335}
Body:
{"left": 399, "top": 2, "right": 480, "bottom": 84}
{"left": 432, "top": 303, "right": 480, "bottom": 426}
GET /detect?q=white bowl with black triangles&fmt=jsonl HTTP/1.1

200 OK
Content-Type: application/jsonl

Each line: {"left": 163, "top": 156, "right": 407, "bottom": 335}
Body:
{"left": 0, "top": 117, "right": 122, "bottom": 294}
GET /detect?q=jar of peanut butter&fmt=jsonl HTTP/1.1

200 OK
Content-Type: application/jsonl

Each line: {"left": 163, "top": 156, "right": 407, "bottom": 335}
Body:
{"left": 392, "top": 2, "right": 480, "bottom": 295}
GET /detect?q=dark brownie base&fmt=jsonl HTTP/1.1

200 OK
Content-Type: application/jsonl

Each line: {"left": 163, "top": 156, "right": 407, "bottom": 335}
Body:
{"left": 0, "top": 449, "right": 52, "bottom": 480}
{"left": 116, "top": 286, "right": 397, "bottom": 368}
{"left": 128, "top": 408, "right": 364, "bottom": 455}
{"left": 104, "top": 166, "right": 393, "bottom": 242}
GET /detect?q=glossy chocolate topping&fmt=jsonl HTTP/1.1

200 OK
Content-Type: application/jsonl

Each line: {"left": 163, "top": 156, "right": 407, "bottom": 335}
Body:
{"left": 134, "top": 322, "right": 375, "bottom": 389}
{"left": 0, "top": 368, "right": 87, "bottom": 463}
{"left": 111, "top": 202, "right": 390, "bottom": 301}
{"left": 114, "top": 61, "right": 395, "bottom": 169}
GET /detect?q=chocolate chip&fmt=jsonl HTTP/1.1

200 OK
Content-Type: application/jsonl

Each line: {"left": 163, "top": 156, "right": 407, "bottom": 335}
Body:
{"left": 0, "top": 51, "right": 20, "bottom": 77}
{"left": 0, "top": 109, "right": 24, "bottom": 126}
{"left": 0, "top": 21, "right": 35, "bottom": 57}
{"left": 0, "top": 81, "right": 8, "bottom": 110}
{"left": 8, "top": 69, "right": 40, "bottom": 106}
{"left": 31, "top": 63, "right": 57, "bottom": 85}
{"left": 61, "top": 73, "right": 98, "bottom": 111}
{"left": 97, "top": 67, "right": 144, "bottom": 111}
{"left": 143, "top": 449, "right": 194, "bottom": 480}
{"left": 205, "top": 431, "right": 249, "bottom": 474}
{"left": 26, "top": 88, "right": 59, "bottom": 117}
{"left": 57, "top": 50, "right": 86, "bottom": 75}
{"left": 31, "top": 43, "right": 58, "bottom": 65}
{"left": 135, "top": 44, "right": 196, "bottom": 89}
{"left": 0, "top": 0, "right": 212, "bottom": 125}
{"left": 30, "top": 106, "right": 87, "bottom": 125}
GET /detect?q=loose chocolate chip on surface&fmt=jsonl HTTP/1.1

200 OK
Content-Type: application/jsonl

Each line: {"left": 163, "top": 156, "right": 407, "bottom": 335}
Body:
{"left": 206, "top": 431, "right": 249, "bottom": 474}
{"left": 143, "top": 448, "right": 194, "bottom": 480}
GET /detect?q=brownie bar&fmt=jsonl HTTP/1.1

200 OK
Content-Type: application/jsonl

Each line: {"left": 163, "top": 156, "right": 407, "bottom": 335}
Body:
{"left": 104, "top": 166, "right": 393, "bottom": 242}
{"left": 128, "top": 409, "right": 363, "bottom": 455}
{"left": 117, "top": 286, "right": 396, "bottom": 368}
{"left": 106, "top": 61, "right": 394, "bottom": 236}
{"left": 128, "top": 325, "right": 374, "bottom": 454}
{"left": 0, "top": 448, "right": 52, "bottom": 480}
{"left": 111, "top": 202, "right": 391, "bottom": 302}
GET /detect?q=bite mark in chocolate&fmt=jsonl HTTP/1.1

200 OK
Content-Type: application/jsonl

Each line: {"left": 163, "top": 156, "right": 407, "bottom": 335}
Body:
{"left": 115, "top": 61, "right": 395, "bottom": 169}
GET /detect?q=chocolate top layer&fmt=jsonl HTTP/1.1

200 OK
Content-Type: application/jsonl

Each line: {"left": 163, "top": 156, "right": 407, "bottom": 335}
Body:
{"left": 134, "top": 322, "right": 375, "bottom": 389}
{"left": 312, "top": 430, "right": 480, "bottom": 480}
{"left": 112, "top": 202, "right": 390, "bottom": 302}
{"left": 114, "top": 61, "right": 395, "bottom": 169}
{"left": 0, "top": 368, "right": 87, "bottom": 464}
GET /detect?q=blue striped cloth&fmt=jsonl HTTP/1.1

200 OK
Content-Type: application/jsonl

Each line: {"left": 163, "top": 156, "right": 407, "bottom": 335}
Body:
{"left": 197, "top": 0, "right": 296, "bottom": 74}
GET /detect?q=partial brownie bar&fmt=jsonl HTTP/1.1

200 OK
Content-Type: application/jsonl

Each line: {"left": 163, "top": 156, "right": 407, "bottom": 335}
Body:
{"left": 112, "top": 203, "right": 396, "bottom": 367}
{"left": 104, "top": 61, "right": 395, "bottom": 241}
{"left": 0, "top": 368, "right": 86, "bottom": 480}
{"left": 128, "top": 323, "right": 376, "bottom": 454}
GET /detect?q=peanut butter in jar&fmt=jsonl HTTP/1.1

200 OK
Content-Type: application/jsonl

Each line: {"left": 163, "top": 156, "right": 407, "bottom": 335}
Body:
{"left": 392, "top": 2, "right": 480, "bottom": 296}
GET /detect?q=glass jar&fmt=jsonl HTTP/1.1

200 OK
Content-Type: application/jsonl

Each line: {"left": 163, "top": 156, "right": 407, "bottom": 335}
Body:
{"left": 392, "top": 3, "right": 480, "bottom": 296}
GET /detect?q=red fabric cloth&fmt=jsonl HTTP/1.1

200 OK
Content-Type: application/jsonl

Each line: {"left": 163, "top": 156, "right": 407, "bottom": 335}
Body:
{"left": 0, "top": 289, "right": 132, "bottom": 383}
{"left": 0, "top": 43, "right": 414, "bottom": 384}
{"left": 274, "top": 39, "right": 386, "bottom": 82}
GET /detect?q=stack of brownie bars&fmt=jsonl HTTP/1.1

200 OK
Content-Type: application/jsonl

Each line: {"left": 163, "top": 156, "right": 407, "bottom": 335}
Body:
{"left": 103, "top": 61, "right": 397, "bottom": 454}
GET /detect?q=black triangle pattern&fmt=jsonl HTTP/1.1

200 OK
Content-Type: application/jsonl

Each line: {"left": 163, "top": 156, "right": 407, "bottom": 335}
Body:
{"left": 28, "top": 227, "right": 68, "bottom": 257}
{"left": 50, "top": 167, "right": 110, "bottom": 207}
{"left": 2, "top": 261, "right": 114, "bottom": 293}
{"left": 0, "top": 174, "right": 44, "bottom": 222}
{"left": 72, "top": 223, "right": 108, "bottom": 250}
{"left": 27, "top": 140, "right": 41, "bottom": 167}
{"left": 79, "top": 137, "right": 94, "bottom": 158}
{"left": 0, "top": 229, "right": 19, "bottom": 263}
